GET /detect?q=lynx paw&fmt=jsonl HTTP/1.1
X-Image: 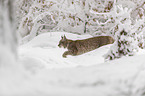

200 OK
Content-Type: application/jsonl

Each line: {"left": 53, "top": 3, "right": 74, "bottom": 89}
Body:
{"left": 62, "top": 54, "right": 67, "bottom": 58}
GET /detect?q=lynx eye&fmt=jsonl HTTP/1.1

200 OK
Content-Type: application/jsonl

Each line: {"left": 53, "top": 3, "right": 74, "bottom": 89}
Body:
{"left": 61, "top": 41, "right": 65, "bottom": 44}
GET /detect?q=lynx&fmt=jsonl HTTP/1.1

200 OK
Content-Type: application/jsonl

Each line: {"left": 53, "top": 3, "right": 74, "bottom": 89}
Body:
{"left": 58, "top": 35, "right": 114, "bottom": 58}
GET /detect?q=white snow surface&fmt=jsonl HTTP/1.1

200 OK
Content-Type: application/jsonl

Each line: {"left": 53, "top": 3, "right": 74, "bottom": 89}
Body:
{"left": 1, "top": 32, "right": 145, "bottom": 96}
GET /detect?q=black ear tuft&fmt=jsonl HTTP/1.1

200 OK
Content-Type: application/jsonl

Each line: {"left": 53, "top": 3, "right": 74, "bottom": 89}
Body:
{"left": 64, "top": 35, "right": 66, "bottom": 39}
{"left": 61, "top": 36, "right": 63, "bottom": 39}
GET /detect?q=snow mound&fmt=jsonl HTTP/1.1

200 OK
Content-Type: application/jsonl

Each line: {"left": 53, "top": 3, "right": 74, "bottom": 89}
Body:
{"left": 1, "top": 32, "right": 145, "bottom": 96}
{"left": 19, "top": 32, "right": 111, "bottom": 70}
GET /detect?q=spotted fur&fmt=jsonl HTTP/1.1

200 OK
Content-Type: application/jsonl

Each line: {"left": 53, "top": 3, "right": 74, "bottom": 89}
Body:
{"left": 58, "top": 35, "right": 114, "bottom": 58}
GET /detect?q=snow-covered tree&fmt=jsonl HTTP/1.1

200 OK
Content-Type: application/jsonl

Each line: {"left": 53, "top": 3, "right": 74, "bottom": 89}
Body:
{"left": 16, "top": 0, "right": 57, "bottom": 42}
{"left": 104, "top": 5, "right": 144, "bottom": 60}
{"left": 86, "top": 0, "right": 114, "bottom": 35}
{"left": 16, "top": 0, "right": 115, "bottom": 43}
{"left": 0, "top": 0, "right": 17, "bottom": 67}
{"left": 89, "top": 0, "right": 144, "bottom": 60}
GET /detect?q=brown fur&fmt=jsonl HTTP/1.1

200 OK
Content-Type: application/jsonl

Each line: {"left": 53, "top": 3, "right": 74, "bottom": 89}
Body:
{"left": 58, "top": 35, "right": 114, "bottom": 58}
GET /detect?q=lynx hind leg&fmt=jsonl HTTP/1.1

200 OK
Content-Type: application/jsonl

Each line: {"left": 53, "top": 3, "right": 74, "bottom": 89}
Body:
{"left": 62, "top": 51, "right": 74, "bottom": 58}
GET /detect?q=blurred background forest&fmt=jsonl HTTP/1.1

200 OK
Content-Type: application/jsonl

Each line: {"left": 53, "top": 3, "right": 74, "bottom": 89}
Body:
{"left": 16, "top": 0, "right": 145, "bottom": 59}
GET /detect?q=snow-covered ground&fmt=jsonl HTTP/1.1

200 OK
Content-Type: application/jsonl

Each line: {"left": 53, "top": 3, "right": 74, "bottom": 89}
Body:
{"left": 1, "top": 32, "right": 145, "bottom": 96}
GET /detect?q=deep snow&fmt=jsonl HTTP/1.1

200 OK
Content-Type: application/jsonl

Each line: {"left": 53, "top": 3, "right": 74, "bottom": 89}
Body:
{"left": 0, "top": 32, "right": 145, "bottom": 96}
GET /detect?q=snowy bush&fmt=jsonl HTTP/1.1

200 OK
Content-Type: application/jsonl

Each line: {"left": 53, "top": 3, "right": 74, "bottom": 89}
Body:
{"left": 88, "top": 0, "right": 145, "bottom": 60}
{"left": 87, "top": 0, "right": 115, "bottom": 35}
{"left": 16, "top": 0, "right": 58, "bottom": 42}
{"left": 104, "top": 4, "right": 145, "bottom": 60}
{"left": 89, "top": 0, "right": 145, "bottom": 38}
{"left": 16, "top": 0, "right": 116, "bottom": 42}
{"left": 16, "top": 0, "right": 87, "bottom": 42}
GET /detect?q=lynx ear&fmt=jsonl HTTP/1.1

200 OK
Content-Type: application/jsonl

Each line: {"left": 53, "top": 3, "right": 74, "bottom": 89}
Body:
{"left": 63, "top": 35, "right": 67, "bottom": 40}
{"left": 61, "top": 36, "right": 63, "bottom": 39}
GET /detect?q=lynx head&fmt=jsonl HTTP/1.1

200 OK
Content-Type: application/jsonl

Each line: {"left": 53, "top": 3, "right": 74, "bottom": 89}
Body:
{"left": 58, "top": 35, "right": 68, "bottom": 48}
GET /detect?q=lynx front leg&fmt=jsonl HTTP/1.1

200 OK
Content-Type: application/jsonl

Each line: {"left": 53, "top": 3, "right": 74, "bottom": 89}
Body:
{"left": 62, "top": 51, "right": 73, "bottom": 58}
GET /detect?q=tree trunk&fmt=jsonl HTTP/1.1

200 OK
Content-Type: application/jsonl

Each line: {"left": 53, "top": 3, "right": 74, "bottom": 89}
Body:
{"left": 0, "top": 0, "right": 17, "bottom": 67}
